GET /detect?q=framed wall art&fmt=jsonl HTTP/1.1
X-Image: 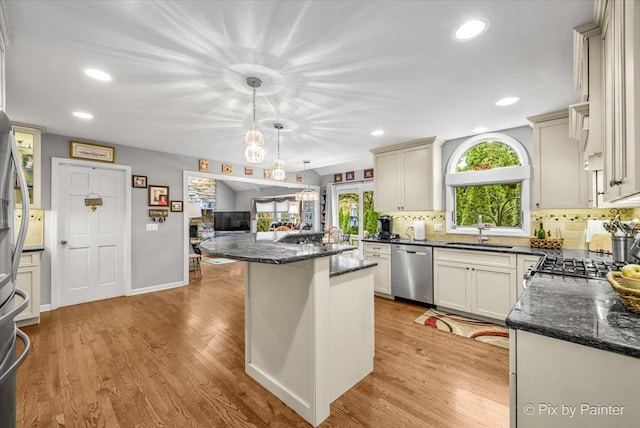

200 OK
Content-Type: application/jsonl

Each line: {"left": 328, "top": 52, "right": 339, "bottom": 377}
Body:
{"left": 199, "top": 159, "right": 209, "bottom": 172}
{"left": 244, "top": 167, "right": 254, "bottom": 176}
{"left": 222, "top": 164, "right": 233, "bottom": 174}
{"left": 264, "top": 169, "right": 271, "bottom": 180}
{"left": 132, "top": 175, "right": 147, "bottom": 188}
{"left": 70, "top": 141, "right": 115, "bottom": 163}
{"left": 296, "top": 174, "right": 303, "bottom": 183}
{"left": 345, "top": 171, "right": 355, "bottom": 181}
{"left": 364, "top": 168, "right": 374, "bottom": 179}
{"left": 170, "top": 201, "right": 183, "bottom": 212}
{"left": 334, "top": 173, "right": 343, "bottom": 183}
{"left": 148, "top": 185, "right": 170, "bottom": 206}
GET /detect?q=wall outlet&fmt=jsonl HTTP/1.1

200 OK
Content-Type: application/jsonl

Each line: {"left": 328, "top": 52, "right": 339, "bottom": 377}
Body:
{"left": 146, "top": 223, "right": 158, "bottom": 232}
{"left": 433, "top": 223, "right": 443, "bottom": 232}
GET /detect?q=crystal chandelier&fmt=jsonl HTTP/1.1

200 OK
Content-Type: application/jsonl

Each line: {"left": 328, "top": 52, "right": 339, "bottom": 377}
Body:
{"left": 295, "top": 161, "right": 319, "bottom": 201}
{"left": 272, "top": 123, "right": 286, "bottom": 181}
{"left": 244, "top": 77, "right": 265, "bottom": 163}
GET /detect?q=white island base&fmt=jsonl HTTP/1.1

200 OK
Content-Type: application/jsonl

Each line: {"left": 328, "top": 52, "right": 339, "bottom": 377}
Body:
{"left": 245, "top": 257, "right": 374, "bottom": 426}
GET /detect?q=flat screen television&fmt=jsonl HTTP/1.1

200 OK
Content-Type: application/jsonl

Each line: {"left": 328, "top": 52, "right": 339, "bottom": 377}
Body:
{"left": 214, "top": 211, "right": 251, "bottom": 231}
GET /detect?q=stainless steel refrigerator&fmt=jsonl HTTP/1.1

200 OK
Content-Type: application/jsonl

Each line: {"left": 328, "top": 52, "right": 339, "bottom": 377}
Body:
{"left": 0, "top": 111, "right": 31, "bottom": 428}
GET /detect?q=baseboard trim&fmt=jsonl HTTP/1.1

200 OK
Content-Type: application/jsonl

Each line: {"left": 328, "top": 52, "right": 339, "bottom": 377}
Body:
{"left": 128, "top": 281, "right": 185, "bottom": 296}
{"left": 40, "top": 304, "right": 52, "bottom": 312}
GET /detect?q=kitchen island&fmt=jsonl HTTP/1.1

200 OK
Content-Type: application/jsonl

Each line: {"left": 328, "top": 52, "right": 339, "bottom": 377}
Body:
{"left": 199, "top": 233, "right": 376, "bottom": 427}
{"left": 506, "top": 273, "right": 640, "bottom": 428}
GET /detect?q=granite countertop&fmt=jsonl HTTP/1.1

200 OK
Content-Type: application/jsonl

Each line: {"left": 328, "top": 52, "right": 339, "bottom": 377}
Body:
{"left": 199, "top": 233, "right": 355, "bottom": 264}
{"left": 506, "top": 273, "right": 640, "bottom": 358}
{"left": 329, "top": 256, "right": 376, "bottom": 278}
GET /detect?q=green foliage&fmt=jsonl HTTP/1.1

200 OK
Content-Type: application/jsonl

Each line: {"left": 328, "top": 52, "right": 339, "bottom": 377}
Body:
{"left": 256, "top": 215, "right": 271, "bottom": 232}
{"left": 455, "top": 141, "right": 521, "bottom": 227}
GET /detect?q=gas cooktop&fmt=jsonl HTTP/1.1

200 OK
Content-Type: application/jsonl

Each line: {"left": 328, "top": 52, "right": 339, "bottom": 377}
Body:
{"left": 534, "top": 256, "right": 627, "bottom": 279}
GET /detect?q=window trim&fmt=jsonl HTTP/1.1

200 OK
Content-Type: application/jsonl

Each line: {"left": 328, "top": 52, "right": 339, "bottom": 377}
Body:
{"left": 445, "top": 133, "right": 531, "bottom": 237}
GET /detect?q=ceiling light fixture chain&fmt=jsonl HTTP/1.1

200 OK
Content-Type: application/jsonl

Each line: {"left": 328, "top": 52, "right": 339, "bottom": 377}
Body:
{"left": 244, "top": 76, "right": 265, "bottom": 163}
{"left": 272, "top": 123, "right": 286, "bottom": 181}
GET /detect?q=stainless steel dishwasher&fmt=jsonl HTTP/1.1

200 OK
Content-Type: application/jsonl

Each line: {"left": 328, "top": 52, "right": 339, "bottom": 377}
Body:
{"left": 391, "top": 244, "right": 434, "bottom": 304}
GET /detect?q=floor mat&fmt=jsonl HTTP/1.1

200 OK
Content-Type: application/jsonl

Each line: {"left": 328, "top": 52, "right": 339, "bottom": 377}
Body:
{"left": 414, "top": 309, "right": 509, "bottom": 349}
{"left": 201, "top": 257, "right": 238, "bottom": 265}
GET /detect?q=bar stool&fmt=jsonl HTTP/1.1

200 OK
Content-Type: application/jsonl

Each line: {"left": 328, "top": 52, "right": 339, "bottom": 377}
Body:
{"left": 189, "top": 243, "right": 202, "bottom": 278}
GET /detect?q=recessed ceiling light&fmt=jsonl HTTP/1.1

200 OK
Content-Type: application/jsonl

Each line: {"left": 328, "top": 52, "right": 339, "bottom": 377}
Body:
{"left": 453, "top": 19, "right": 489, "bottom": 41}
{"left": 495, "top": 97, "right": 520, "bottom": 107}
{"left": 371, "top": 129, "right": 384, "bottom": 136}
{"left": 473, "top": 126, "right": 488, "bottom": 133}
{"left": 73, "top": 111, "right": 94, "bottom": 119}
{"left": 84, "top": 68, "right": 112, "bottom": 82}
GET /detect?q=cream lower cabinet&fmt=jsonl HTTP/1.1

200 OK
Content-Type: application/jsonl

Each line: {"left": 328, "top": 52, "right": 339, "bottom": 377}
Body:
{"left": 434, "top": 249, "right": 517, "bottom": 321}
{"left": 15, "top": 251, "right": 41, "bottom": 326}
{"left": 363, "top": 242, "right": 392, "bottom": 297}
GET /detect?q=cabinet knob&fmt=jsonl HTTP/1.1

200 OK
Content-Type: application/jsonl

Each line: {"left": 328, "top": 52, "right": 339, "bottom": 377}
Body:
{"left": 60, "top": 239, "right": 68, "bottom": 246}
{"left": 535, "top": 203, "right": 540, "bottom": 208}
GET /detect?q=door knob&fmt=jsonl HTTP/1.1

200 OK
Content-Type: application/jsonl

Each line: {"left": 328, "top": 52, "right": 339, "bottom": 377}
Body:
{"left": 60, "top": 240, "right": 68, "bottom": 246}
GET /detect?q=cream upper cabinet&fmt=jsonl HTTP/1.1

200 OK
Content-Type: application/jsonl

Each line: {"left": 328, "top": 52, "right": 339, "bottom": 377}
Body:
{"left": 434, "top": 248, "right": 517, "bottom": 321}
{"left": 371, "top": 138, "right": 443, "bottom": 212}
{"left": 529, "top": 111, "right": 589, "bottom": 209}
{"left": 12, "top": 123, "right": 44, "bottom": 208}
{"left": 363, "top": 242, "right": 392, "bottom": 297}
{"left": 599, "top": 0, "right": 640, "bottom": 202}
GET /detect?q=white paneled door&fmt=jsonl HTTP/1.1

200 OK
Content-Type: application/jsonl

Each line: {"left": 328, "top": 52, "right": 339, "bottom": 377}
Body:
{"left": 54, "top": 161, "right": 128, "bottom": 307}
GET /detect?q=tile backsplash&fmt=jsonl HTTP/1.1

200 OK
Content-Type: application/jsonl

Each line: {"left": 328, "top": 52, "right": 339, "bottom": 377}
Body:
{"left": 382, "top": 208, "right": 640, "bottom": 250}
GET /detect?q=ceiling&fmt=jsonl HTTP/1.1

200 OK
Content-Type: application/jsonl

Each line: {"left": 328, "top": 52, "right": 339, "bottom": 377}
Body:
{"left": 4, "top": 1, "right": 593, "bottom": 176}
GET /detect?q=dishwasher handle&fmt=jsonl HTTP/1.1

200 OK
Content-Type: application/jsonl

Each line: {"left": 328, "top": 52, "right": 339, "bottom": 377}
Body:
{"left": 395, "top": 248, "right": 428, "bottom": 256}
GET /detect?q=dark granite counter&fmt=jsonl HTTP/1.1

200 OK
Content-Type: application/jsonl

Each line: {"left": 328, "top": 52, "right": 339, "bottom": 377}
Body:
{"left": 506, "top": 273, "right": 640, "bottom": 358}
{"left": 329, "top": 256, "right": 376, "bottom": 278}
{"left": 199, "top": 233, "right": 355, "bottom": 264}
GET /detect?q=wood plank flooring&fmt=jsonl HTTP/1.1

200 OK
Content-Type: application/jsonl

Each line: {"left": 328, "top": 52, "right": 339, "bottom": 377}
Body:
{"left": 15, "top": 261, "right": 509, "bottom": 427}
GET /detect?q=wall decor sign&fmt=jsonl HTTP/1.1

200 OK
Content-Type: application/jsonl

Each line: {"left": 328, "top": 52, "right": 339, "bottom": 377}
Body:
{"left": 148, "top": 185, "right": 170, "bottom": 206}
{"left": 364, "top": 168, "right": 374, "bottom": 179}
{"left": 132, "top": 175, "right": 147, "bottom": 188}
{"left": 244, "top": 167, "right": 254, "bottom": 176}
{"left": 296, "top": 174, "right": 303, "bottom": 183}
{"left": 222, "top": 164, "right": 233, "bottom": 174}
{"left": 334, "top": 173, "right": 343, "bottom": 183}
{"left": 263, "top": 169, "right": 271, "bottom": 180}
{"left": 70, "top": 141, "right": 115, "bottom": 163}
{"left": 199, "top": 159, "right": 209, "bottom": 172}
{"left": 149, "top": 208, "right": 169, "bottom": 222}
{"left": 170, "top": 201, "right": 183, "bottom": 212}
{"left": 345, "top": 171, "right": 355, "bottom": 181}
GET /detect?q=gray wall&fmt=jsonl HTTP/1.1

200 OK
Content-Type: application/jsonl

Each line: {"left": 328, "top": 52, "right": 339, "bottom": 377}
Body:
{"left": 214, "top": 180, "right": 236, "bottom": 211}
{"left": 40, "top": 132, "right": 321, "bottom": 305}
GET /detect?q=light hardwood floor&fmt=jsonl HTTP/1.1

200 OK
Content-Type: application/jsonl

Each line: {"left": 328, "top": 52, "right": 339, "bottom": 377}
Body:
{"left": 15, "top": 261, "right": 509, "bottom": 427}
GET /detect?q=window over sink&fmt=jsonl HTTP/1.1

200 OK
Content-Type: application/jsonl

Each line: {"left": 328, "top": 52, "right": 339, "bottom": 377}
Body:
{"left": 445, "top": 133, "right": 531, "bottom": 237}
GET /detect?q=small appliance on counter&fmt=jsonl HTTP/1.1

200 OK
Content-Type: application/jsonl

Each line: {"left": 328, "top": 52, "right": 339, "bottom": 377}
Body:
{"left": 377, "top": 215, "right": 394, "bottom": 239}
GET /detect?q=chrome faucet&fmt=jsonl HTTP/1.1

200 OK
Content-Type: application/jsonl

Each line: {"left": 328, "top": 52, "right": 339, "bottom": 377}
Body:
{"left": 477, "top": 214, "right": 489, "bottom": 244}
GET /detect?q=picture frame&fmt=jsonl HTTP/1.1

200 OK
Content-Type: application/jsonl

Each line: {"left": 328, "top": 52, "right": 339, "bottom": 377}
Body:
{"left": 364, "top": 168, "right": 374, "bottom": 179}
{"left": 170, "top": 201, "right": 183, "bottom": 212}
{"left": 132, "top": 175, "right": 147, "bottom": 188}
{"left": 296, "top": 174, "right": 303, "bottom": 183}
{"left": 264, "top": 169, "right": 271, "bottom": 180}
{"left": 334, "top": 173, "right": 343, "bottom": 183}
{"left": 222, "top": 164, "right": 233, "bottom": 174}
{"left": 345, "top": 171, "right": 355, "bottom": 181}
{"left": 70, "top": 140, "right": 115, "bottom": 163}
{"left": 148, "top": 185, "right": 170, "bottom": 206}
{"left": 244, "top": 167, "right": 254, "bottom": 176}
{"left": 199, "top": 159, "right": 209, "bottom": 172}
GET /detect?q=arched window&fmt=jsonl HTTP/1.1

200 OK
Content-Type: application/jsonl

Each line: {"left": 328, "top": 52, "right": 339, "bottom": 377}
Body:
{"left": 445, "top": 133, "right": 531, "bottom": 237}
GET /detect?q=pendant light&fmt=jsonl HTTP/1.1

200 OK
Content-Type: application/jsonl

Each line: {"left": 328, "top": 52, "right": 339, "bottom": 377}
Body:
{"left": 244, "top": 77, "right": 265, "bottom": 163}
{"left": 272, "top": 123, "right": 286, "bottom": 181}
{"left": 295, "top": 161, "right": 319, "bottom": 201}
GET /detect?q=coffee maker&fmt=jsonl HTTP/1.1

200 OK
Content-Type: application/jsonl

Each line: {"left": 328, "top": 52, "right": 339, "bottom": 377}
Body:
{"left": 377, "top": 215, "right": 394, "bottom": 240}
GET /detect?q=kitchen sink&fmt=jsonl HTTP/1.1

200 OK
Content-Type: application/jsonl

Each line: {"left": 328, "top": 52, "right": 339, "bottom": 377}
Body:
{"left": 445, "top": 242, "right": 513, "bottom": 249}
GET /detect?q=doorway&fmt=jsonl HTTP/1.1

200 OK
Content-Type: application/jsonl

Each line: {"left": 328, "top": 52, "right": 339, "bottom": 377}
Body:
{"left": 335, "top": 183, "right": 378, "bottom": 256}
{"left": 51, "top": 158, "right": 131, "bottom": 308}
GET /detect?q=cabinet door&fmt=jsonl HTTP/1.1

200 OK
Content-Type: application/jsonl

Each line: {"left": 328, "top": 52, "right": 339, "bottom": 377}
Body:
{"left": 471, "top": 266, "right": 516, "bottom": 320}
{"left": 374, "top": 151, "right": 400, "bottom": 211}
{"left": 433, "top": 261, "right": 469, "bottom": 312}
{"left": 402, "top": 145, "right": 431, "bottom": 211}
{"left": 14, "top": 266, "right": 38, "bottom": 322}
{"left": 516, "top": 255, "right": 541, "bottom": 299}
{"left": 533, "top": 118, "right": 588, "bottom": 208}
{"left": 364, "top": 252, "right": 392, "bottom": 296}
